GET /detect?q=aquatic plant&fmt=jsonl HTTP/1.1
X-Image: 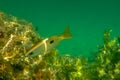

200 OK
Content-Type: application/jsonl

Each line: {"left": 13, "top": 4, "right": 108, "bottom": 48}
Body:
{"left": 0, "top": 11, "right": 40, "bottom": 79}
{"left": 94, "top": 29, "right": 120, "bottom": 79}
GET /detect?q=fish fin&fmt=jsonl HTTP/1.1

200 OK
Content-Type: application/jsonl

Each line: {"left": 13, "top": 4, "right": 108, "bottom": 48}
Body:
{"left": 61, "top": 26, "right": 72, "bottom": 39}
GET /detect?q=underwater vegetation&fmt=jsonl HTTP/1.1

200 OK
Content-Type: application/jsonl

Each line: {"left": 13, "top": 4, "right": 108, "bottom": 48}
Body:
{"left": 0, "top": 11, "right": 120, "bottom": 80}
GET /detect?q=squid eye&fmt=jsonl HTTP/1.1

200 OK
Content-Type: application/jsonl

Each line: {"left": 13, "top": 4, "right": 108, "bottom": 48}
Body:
{"left": 50, "top": 40, "right": 54, "bottom": 44}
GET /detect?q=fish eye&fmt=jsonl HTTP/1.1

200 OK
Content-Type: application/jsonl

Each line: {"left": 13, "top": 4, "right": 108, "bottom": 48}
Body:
{"left": 29, "top": 52, "right": 33, "bottom": 55}
{"left": 50, "top": 40, "right": 54, "bottom": 44}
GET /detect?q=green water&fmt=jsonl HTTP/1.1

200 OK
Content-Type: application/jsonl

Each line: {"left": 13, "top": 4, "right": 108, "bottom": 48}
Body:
{"left": 0, "top": 0, "right": 120, "bottom": 57}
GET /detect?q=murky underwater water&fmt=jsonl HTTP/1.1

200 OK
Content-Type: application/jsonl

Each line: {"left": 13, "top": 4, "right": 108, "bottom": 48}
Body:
{"left": 0, "top": 0, "right": 120, "bottom": 79}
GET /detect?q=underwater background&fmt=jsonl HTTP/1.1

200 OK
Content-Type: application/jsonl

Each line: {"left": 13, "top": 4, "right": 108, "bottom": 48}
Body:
{"left": 0, "top": 0, "right": 120, "bottom": 57}
{"left": 1, "top": 0, "right": 120, "bottom": 80}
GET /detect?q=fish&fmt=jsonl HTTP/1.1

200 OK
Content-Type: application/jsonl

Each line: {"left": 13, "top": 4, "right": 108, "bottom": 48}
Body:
{"left": 26, "top": 27, "right": 72, "bottom": 57}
